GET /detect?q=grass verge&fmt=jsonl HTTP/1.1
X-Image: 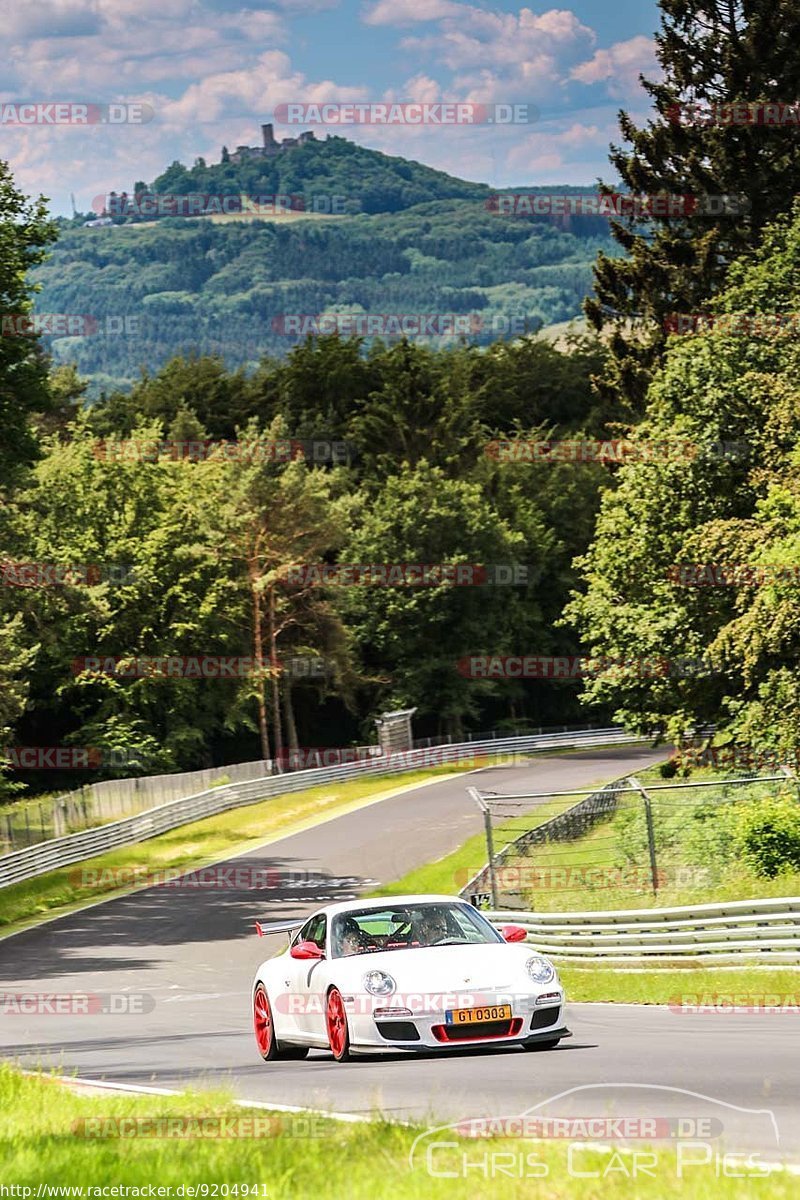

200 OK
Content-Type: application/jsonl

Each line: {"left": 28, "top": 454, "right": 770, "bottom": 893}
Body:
{"left": 561, "top": 965, "right": 800, "bottom": 1003}
{"left": 1, "top": 1065, "right": 795, "bottom": 1198}
{"left": 0, "top": 767, "right": 464, "bottom": 939}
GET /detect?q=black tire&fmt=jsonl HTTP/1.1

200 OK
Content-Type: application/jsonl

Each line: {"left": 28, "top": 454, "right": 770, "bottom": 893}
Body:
{"left": 254, "top": 984, "right": 309, "bottom": 1061}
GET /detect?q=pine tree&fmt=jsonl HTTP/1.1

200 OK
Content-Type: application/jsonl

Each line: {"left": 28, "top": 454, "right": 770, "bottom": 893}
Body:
{"left": 586, "top": 0, "right": 800, "bottom": 412}
{"left": 0, "top": 159, "right": 56, "bottom": 492}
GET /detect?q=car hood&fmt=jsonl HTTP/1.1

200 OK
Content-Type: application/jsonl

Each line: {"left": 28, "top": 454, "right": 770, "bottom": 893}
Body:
{"left": 329, "top": 942, "right": 553, "bottom": 994}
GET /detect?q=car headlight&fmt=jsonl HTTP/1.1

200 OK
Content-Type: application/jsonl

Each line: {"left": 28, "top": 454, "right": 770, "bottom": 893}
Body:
{"left": 363, "top": 970, "right": 396, "bottom": 997}
{"left": 526, "top": 955, "right": 556, "bottom": 985}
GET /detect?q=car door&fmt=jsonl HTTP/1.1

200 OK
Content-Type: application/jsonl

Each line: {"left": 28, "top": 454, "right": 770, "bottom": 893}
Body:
{"left": 285, "top": 914, "right": 328, "bottom": 1039}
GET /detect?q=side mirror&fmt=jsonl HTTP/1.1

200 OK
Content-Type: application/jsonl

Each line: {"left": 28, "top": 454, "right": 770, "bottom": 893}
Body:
{"left": 501, "top": 924, "right": 527, "bottom": 943}
{"left": 290, "top": 940, "right": 324, "bottom": 960}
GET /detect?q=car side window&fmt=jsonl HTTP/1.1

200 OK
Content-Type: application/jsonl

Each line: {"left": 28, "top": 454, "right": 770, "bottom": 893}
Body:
{"left": 292, "top": 918, "right": 315, "bottom": 948}
{"left": 451, "top": 906, "right": 491, "bottom": 942}
{"left": 306, "top": 914, "right": 327, "bottom": 950}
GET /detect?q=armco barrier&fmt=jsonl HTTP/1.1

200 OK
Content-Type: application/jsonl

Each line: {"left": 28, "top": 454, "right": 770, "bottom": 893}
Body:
{"left": 487, "top": 897, "right": 800, "bottom": 963}
{"left": 0, "top": 727, "right": 648, "bottom": 889}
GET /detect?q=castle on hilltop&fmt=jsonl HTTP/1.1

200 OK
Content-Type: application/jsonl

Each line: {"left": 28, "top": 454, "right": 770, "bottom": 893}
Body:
{"left": 228, "top": 123, "right": 316, "bottom": 164}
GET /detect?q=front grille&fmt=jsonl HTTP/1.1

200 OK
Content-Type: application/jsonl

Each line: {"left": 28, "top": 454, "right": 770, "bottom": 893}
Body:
{"left": 376, "top": 1021, "right": 420, "bottom": 1041}
{"left": 530, "top": 1006, "right": 560, "bottom": 1030}
{"left": 433, "top": 1018, "right": 524, "bottom": 1042}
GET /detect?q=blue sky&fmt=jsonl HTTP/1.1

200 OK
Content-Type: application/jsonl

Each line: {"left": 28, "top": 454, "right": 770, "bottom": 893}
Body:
{"left": 1, "top": 0, "right": 662, "bottom": 216}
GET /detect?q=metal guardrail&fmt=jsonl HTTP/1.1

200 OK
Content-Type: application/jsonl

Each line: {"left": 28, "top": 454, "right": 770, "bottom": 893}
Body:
{"left": 487, "top": 897, "right": 800, "bottom": 962}
{"left": 0, "top": 721, "right": 617, "bottom": 853}
{"left": 0, "top": 726, "right": 648, "bottom": 888}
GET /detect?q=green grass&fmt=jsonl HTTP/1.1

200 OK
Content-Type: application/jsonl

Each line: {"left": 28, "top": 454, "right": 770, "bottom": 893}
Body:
{"left": 0, "top": 767, "right": 465, "bottom": 938}
{"left": 1, "top": 1065, "right": 795, "bottom": 1198}
{"left": 561, "top": 965, "right": 800, "bottom": 1003}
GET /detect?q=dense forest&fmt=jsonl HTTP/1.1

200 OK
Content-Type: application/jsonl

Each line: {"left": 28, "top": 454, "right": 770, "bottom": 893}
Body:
{"left": 0, "top": 322, "right": 615, "bottom": 793}
{"left": 37, "top": 202, "right": 614, "bottom": 393}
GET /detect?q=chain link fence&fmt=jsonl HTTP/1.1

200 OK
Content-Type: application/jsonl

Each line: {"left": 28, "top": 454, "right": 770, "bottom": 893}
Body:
{"left": 463, "top": 767, "right": 799, "bottom": 911}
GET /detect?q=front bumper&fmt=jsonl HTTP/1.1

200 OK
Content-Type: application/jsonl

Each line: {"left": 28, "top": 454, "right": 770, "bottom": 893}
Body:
{"left": 349, "top": 994, "right": 567, "bottom": 1051}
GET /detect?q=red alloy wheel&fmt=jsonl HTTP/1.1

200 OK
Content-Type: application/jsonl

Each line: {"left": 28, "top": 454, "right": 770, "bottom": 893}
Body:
{"left": 253, "top": 984, "right": 276, "bottom": 1060}
{"left": 326, "top": 987, "right": 351, "bottom": 1062}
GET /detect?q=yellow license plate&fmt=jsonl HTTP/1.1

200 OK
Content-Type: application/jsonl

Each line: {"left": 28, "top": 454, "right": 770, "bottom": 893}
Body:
{"left": 445, "top": 1004, "right": 512, "bottom": 1025}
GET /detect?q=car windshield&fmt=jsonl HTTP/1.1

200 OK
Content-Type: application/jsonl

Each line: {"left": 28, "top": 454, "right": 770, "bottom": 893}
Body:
{"left": 330, "top": 902, "right": 503, "bottom": 958}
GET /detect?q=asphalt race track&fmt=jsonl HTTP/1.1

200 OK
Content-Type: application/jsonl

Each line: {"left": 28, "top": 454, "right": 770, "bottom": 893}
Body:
{"left": 2, "top": 745, "right": 799, "bottom": 1162}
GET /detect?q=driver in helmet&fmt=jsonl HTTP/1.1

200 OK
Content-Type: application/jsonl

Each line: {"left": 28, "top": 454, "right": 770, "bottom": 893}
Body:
{"left": 336, "top": 915, "right": 366, "bottom": 957}
{"left": 416, "top": 907, "right": 449, "bottom": 946}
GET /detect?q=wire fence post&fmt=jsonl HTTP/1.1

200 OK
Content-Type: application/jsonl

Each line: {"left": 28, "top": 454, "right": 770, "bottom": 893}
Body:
{"left": 628, "top": 775, "right": 659, "bottom": 896}
{"left": 780, "top": 764, "right": 799, "bottom": 796}
{"left": 468, "top": 786, "right": 499, "bottom": 908}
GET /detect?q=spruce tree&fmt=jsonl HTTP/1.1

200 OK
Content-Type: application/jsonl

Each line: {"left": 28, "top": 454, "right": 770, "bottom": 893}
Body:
{"left": 587, "top": 0, "right": 800, "bottom": 412}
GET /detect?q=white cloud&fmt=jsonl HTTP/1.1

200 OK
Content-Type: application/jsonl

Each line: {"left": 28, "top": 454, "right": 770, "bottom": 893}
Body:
{"left": 363, "top": 0, "right": 461, "bottom": 26}
{"left": 389, "top": 5, "right": 596, "bottom": 109}
{"left": 570, "top": 34, "right": 658, "bottom": 97}
{"left": 163, "top": 49, "right": 367, "bottom": 128}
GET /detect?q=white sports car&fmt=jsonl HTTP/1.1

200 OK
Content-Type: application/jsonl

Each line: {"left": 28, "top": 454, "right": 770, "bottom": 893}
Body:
{"left": 252, "top": 893, "right": 570, "bottom": 1062}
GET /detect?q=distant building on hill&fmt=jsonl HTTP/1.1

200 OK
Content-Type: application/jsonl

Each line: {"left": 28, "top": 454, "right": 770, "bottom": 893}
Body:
{"left": 228, "top": 123, "right": 316, "bottom": 164}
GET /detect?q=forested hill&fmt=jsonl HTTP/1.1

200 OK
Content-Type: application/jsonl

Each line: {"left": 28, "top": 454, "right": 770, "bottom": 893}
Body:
{"left": 140, "top": 135, "right": 491, "bottom": 216}
{"left": 33, "top": 138, "right": 616, "bottom": 394}
{"left": 36, "top": 202, "right": 614, "bottom": 394}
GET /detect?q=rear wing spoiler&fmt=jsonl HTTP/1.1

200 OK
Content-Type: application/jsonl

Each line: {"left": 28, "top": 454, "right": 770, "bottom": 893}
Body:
{"left": 254, "top": 918, "right": 305, "bottom": 939}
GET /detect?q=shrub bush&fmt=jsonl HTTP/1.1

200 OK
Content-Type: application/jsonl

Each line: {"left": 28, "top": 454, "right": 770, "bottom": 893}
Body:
{"left": 733, "top": 794, "right": 800, "bottom": 878}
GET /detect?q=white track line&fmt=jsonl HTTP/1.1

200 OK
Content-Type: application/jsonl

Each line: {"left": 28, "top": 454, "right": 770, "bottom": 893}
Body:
{"left": 28, "top": 1070, "right": 372, "bottom": 1123}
